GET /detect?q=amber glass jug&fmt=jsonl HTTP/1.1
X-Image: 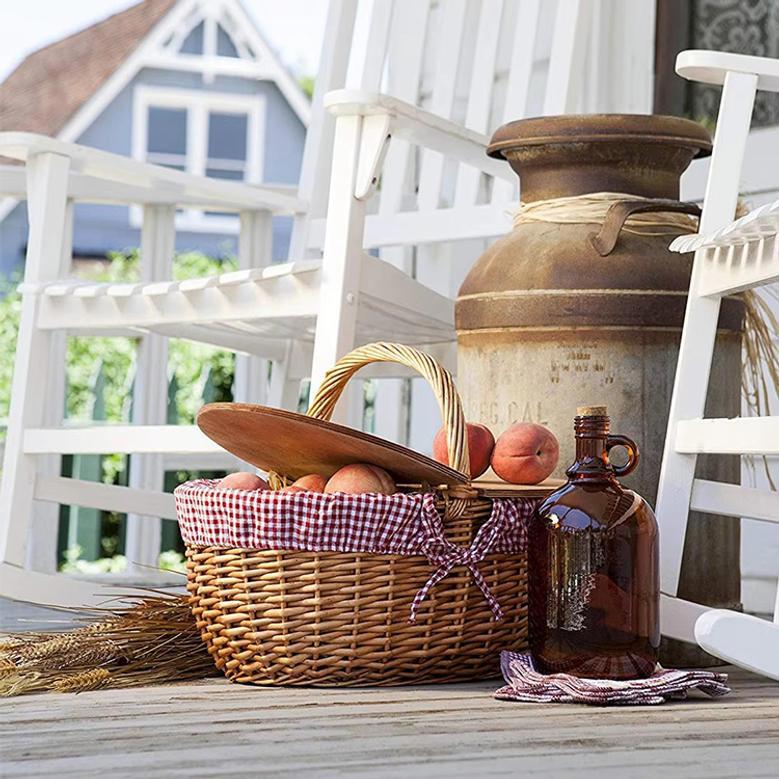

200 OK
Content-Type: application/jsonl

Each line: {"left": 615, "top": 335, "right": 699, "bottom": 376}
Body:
{"left": 529, "top": 406, "right": 659, "bottom": 679}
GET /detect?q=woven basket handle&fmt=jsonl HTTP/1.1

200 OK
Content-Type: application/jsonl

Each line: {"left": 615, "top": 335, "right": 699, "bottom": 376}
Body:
{"left": 306, "top": 342, "right": 471, "bottom": 478}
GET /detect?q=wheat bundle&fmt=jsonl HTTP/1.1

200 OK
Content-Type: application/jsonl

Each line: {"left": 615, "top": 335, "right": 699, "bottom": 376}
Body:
{"left": 0, "top": 594, "right": 215, "bottom": 696}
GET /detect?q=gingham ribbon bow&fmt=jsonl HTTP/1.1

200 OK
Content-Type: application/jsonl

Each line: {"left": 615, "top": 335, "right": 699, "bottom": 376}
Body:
{"left": 410, "top": 497, "right": 522, "bottom": 624}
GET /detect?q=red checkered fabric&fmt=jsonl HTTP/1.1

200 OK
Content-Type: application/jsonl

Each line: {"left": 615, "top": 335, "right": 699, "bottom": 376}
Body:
{"left": 174, "top": 479, "right": 536, "bottom": 621}
{"left": 495, "top": 651, "right": 731, "bottom": 705}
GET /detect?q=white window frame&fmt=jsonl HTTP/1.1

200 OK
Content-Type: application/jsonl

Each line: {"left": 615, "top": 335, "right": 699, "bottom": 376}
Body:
{"left": 131, "top": 84, "right": 265, "bottom": 233}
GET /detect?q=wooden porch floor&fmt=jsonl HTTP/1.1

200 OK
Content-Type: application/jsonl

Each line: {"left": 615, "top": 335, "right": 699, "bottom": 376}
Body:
{"left": 3, "top": 598, "right": 779, "bottom": 777}
{"left": 3, "top": 664, "right": 779, "bottom": 777}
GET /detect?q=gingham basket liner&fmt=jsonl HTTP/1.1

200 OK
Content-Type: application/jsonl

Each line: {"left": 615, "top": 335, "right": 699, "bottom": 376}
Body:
{"left": 175, "top": 479, "right": 536, "bottom": 621}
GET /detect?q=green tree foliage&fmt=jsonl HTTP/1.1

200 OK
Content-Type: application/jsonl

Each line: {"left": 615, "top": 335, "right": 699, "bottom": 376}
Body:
{"left": 299, "top": 74, "right": 314, "bottom": 99}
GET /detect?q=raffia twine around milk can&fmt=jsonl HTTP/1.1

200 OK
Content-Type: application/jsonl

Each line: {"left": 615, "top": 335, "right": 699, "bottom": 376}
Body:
{"left": 455, "top": 115, "right": 741, "bottom": 667}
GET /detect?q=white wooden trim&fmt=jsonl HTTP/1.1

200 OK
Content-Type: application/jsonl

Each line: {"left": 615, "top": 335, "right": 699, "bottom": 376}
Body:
{"left": 660, "top": 594, "right": 710, "bottom": 644}
{"left": 309, "top": 114, "right": 367, "bottom": 407}
{"left": 690, "top": 479, "right": 779, "bottom": 524}
{"left": 33, "top": 264, "right": 322, "bottom": 332}
{"left": 373, "top": 0, "right": 429, "bottom": 229}
{"left": 308, "top": 205, "right": 513, "bottom": 250}
{"left": 695, "top": 609, "right": 779, "bottom": 680}
{"left": 454, "top": 0, "right": 503, "bottom": 208}
{"left": 676, "top": 49, "right": 779, "bottom": 92}
{"left": 35, "top": 476, "right": 177, "bottom": 521}
{"left": 0, "top": 133, "right": 303, "bottom": 213}
{"left": 23, "top": 425, "right": 219, "bottom": 455}
{"left": 0, "top": 165, "right": 275, "bottom": 211}
{"left": 676, "top": 417, "right": 779, "bottom": 455}
{"left": 143, "top": 53, "right": 279, "bottom": 81}
{"left": 27, "top": 197, "right": 72, "bottom": 574}
{"left": 164, "top": 4, "right": 202, "bottom": 53}
{"left": 124, "top": 205, "right": 175, "bottom": 573}
{"left": 202, "top": 11, "right": 218, "bottom": 83}
{"left": 324, "top": 91, "right": 513, "bottom": 181}
{"left": 543, "top": 0, "right": 593, "bottom": 115}
{"left": 359, "top": 0, "right": 394, "bottom": 90}
{"left": 416, "top": 0, "right": 468, "bottom": 212}
{"left": 287, "top": 0, "right": 359, "bottom": 259}
{"left": 0, "top": 561, "right": 152, "bottom": 608}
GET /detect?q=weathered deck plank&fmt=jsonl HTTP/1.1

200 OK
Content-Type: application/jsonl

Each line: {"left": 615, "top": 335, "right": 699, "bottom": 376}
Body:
{"left": 3, "top": 666, "right": 779, "bottom": 777}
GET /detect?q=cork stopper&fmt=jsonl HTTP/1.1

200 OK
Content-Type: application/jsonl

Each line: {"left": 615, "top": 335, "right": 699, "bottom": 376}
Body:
{"left": 577, "top": 405, "right": 608, "bottom": 416}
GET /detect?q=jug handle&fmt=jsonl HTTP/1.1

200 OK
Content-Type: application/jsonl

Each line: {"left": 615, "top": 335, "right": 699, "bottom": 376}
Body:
{"left": 606, "top": 434, "right": 640, "bottom": 478}
{"left": 590, "top": 199, "right": 701, "bottom": 257}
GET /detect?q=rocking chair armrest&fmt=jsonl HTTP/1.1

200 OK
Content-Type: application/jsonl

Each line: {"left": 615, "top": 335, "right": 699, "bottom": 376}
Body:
{"left": 676, "top": 50, "right": 779, "bottom": 93}
{"left": 324, "top": 90, "right": 514, "bottom": 182}
{"left": 0, "top": 131, "right": 306, "bottom": 214}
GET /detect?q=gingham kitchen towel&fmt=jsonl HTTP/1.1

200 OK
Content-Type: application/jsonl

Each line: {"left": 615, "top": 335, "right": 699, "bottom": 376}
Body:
{"left": 495, "top": 651, "right": 731, "bottom": 706}
{"left": 174, "top": 479, "right": 535, "bottom": 621}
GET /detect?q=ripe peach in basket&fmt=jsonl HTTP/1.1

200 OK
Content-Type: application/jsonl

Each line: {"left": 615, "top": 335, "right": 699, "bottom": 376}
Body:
{"left": 281, "top": 474, "right": 327, "bottom": 493}
{"left": 324, "top": 463, "right": 396, "bottom": 495}
{"left": 491, "top": 422, "right": 559, "bottom": 485}
{"left": 432, "top": 423, "right": 495, "bottom": 478}
{"left": 218, "top": 472, "right": 268, "bottom": 490}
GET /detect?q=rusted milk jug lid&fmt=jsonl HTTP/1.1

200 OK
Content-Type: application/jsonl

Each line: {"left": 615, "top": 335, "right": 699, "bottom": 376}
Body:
{"left": 486, "top": 114, "right": 713, "bottom": 160}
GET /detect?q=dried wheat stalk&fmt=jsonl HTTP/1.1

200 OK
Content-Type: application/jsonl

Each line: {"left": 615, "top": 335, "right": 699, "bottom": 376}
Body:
{"left": 0, "top": 594, "right": 216, "bottom": 697}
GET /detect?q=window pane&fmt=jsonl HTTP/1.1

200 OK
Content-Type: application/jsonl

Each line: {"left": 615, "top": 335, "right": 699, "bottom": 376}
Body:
{"left": 180, "top": 21, "right": 204, "bottom": 54}
{"left": 148, "top": 156, "right": 186, "bottom": 172}
{"left": 217, "top": 25, "right": 240, "bottom": 57}
{"left": 148, "top": 107, "right": 187, "bottom": 155}
{"left": 205, "top": 167, "right": 244, "bottom": 181}
{"left": 208, "top": 112, "right": 247, "bottom": 161}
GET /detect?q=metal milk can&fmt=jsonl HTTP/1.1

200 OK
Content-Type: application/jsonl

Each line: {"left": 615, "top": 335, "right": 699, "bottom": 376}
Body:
{"left": 456, "top": 115, "right": 743, "bottom": 664}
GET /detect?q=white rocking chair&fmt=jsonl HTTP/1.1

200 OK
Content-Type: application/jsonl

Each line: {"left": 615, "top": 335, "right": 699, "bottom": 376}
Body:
{"left": 657, "top": 49, "right": 779, "bottom": 680}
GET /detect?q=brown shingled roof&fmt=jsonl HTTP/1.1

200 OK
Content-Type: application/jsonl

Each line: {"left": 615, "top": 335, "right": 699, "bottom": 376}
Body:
{"left": 0, "top": 0, "right": 178, "bottom": 137}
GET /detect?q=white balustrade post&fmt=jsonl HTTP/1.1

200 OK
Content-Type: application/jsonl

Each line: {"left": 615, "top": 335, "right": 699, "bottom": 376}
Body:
{"left": 0, "top": 152, "right": 71, "bottom": 569}
{"left": 232, "top": 210, "right": 272, "bottom": 406}
{"left": 124, "top": 204, "right": 175, "bottom": 574}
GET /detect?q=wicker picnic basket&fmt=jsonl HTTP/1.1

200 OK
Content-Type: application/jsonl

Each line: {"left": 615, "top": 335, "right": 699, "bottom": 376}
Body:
{"left": 178, "top": 343, "right": 533, "bottom": 686}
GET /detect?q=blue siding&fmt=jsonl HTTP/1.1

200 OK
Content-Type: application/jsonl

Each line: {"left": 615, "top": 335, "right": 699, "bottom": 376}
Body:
{"left": 0, "top": 202, "right": 28, "bottom": 277}
{"left": 0, "top": 63, "right": 307, "bottom": 278}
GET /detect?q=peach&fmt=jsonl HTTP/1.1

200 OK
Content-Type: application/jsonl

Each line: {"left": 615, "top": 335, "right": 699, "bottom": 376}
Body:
{"left": 218, "top": 472, "right": 268, "bottom": 491}
{"left": 432, "top": 423, "right": 495, "bottom": 478}
{"left": 491, "top": 422, "right": 559, "bottom": 485}
{"left": 279, "top": 485, "right": 305, "bottom": 494}
{"left": 324, "top": 463, "right": 396, "bottom": 495}
{"left": 290, "top": 473, "right": 327, "bottom": 492}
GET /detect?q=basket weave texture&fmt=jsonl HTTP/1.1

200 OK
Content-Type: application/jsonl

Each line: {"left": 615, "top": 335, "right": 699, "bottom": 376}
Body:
{"left": 180, "top": 343, "right": 534, "bottom": 686}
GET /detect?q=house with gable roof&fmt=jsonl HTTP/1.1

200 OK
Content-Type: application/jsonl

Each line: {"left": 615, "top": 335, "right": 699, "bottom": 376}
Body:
{"left": 0, "top": 0, "right": 309, "bottom": 277}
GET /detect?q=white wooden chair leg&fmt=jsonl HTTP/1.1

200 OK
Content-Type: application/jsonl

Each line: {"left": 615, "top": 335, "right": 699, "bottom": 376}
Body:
{"left": 309, "top": 114, "right": 368, "bottom": 418}
{"left": 27, "top": 199, "right": 73, "bottom": 573}
{"left": 656, "top": 70, "right": 758, "bottom": 603}
{"left": 0, "top": 152, "right": 71, "bottom": 582}
{"left": 372, "top": 380, "right": 408, "bottom": 444}
{"left": 695, "top": 609, "right": 779, "bottom": 681}
{"left": 125, "top": 205, "right": 175, "bottom": 574}
{"left": 268, "top": 373, "right": 300, "bottom": 411}
{"left": 372, "top": 246, "right": 413, "bottom": 444}
{"left": 233, "top": 210, "right": 273, "bottom": 407}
